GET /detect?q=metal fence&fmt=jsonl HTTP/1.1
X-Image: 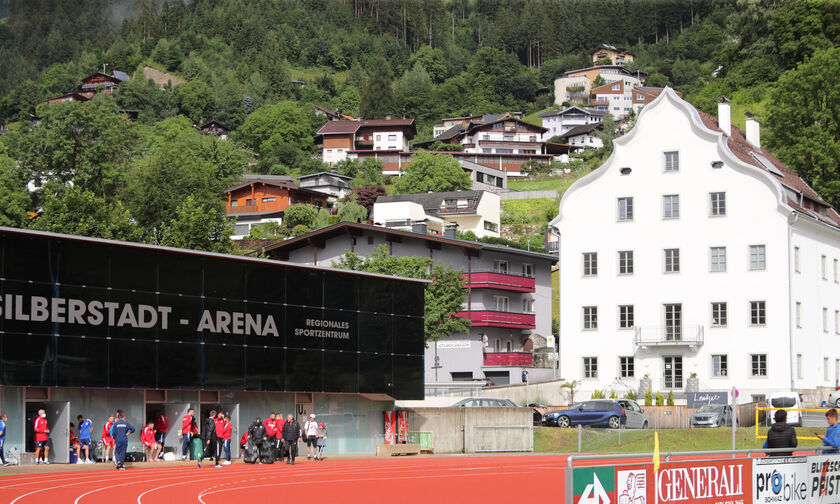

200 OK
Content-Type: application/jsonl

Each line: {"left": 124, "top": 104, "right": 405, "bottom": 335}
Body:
{"left": 474, "top": 425, "right": 533, "bottom": 453}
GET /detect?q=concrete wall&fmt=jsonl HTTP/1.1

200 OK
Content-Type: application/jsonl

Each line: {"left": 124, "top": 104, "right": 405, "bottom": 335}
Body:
{"left": 402, "top": 407, "right": 533, "bottom": 453}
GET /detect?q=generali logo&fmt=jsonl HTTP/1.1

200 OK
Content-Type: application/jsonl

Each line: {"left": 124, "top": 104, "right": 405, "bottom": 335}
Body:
{"left": 656, "top": 462, "right": 747, "bottom": 502}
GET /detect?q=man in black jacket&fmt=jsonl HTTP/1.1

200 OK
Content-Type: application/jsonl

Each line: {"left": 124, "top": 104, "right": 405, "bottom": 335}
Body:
{"left": 201, "top": 409, "right": 217, "bottom": 467}
{"left": 764, "top": 409, "right": 798, "bottom": 456}
{"left": 281, "top": 414, "right": 302, "bottom": 465}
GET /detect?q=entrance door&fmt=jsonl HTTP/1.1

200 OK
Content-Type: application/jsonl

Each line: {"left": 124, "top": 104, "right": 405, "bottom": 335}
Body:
{"left": 663, "top": 356, "right": 683, "bottom": 389}
{"left": 45, "top": 401, "right": 70, "bottom": 464}
{"left": 162, "top": 403, "right": 190, "bottom": 457}
{"left": 220, "top": 403, "right": 240, "bottom": 458}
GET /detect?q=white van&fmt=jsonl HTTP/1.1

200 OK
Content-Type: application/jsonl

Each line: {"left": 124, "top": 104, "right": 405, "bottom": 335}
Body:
{"left": 766, "top": 392, "right": 802, "bottom": 426}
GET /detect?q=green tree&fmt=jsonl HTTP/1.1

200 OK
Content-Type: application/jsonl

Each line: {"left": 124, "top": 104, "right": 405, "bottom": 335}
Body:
{"left": 240, "top": 101, "right": 316, "bottom": 154}
{"left": 766, "top": 47, "right": 840, "bottom": 208}
{"left": 408, "top": 45, "right": 448, "bottom": 83}
{"left": 597, "top": 116, "right": 618, "bottom": 154}
{"left": 393, "top": 63, "right": 437, "bottom": 122}
{"left": 353, "top": 158, "right": 387, "bottom": 187}
{"left": 337, "top": 200, "right": 368, "bottom": 223}
{"left": 176, "top": 79, "right": 214, "bottom": 123}
{"left": 645, "top": 72, "right": 671, "bottom": 88}
{"left": 394, "top": 152, "right": 471, "bottom": 194}
{"left": 0, "top": 150, "right": 32, "bottom": 227}
{"left": 359, "top": 55, "right": 394, "bottom": 119}
{"left": 332, "top": 245, "right": 470, "bottom": 342}
{"left": 31, "top": 186, "right": 143, "bottom": 242}
{"left": 159, "top": 195, "right": 234, "bottom": 253}
{"left": 283, "top": 204, "right": 318, "bottom": 229}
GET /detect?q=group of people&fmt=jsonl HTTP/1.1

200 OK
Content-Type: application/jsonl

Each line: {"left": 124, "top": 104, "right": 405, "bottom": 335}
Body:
{"left": 763, "top": 407, "right": 840, "bottom": 455}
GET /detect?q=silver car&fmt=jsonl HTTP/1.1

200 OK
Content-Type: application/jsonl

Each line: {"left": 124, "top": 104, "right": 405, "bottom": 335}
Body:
{"left": 690, "top": 404, "right": 733, "bottom": 427}
{"left": 617, "top": 399, "right": 649, "bottom": 429}
{"left": 828, "top": 389, "right": 840, "bottom": 408}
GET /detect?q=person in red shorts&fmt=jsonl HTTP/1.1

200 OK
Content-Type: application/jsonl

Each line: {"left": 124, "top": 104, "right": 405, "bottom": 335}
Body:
{"left": 141, "top": 421, "right": 161, "bottom": 462}
{"left": 33, "top": 409, "right": 50, "bottom": 464}
{"left": 102, "top": 414, "right": 115, "bottom": 463}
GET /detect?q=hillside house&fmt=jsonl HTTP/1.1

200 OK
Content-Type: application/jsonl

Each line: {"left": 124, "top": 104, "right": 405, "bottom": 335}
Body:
{"left": 315, "top": 118, "right": 416, "bottom": 166}
{"left": 591, "top": 44, "right": 635, "bottom": 65}
{"left": 372, "top": 190, "right": 501, "bottom": 238}
{"left": 538, "top": 106, "right": 607, "bottom": 141}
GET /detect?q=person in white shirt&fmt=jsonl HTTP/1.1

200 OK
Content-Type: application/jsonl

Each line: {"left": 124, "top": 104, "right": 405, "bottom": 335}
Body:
{"left": 303, "top": 414, "right": 319, "bottom": 460}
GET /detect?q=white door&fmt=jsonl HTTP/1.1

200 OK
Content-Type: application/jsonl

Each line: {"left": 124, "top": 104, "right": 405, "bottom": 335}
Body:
{"left": 220, "top": 403, "right": 240, "bottom": 458}
{"left": 163, "top": 403, "right": 190, "bottom": 456}
{"left": 45, "top": 401, "right": 70, "bottom": 464}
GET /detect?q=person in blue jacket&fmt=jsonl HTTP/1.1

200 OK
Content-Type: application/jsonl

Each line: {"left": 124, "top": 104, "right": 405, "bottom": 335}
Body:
{"left": 76, "top": 414, "right": 94, "bottom": 464}
{"left": 0, "top": 413, "right": 9, "bottom": 465}
{"left": 109, "top": 412, "right": 135, "bottom": 470}
{"left": 817, "top": 408, "right": 840, "bottom": 454}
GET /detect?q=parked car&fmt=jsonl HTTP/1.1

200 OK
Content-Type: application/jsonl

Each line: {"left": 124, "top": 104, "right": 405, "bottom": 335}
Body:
{"left": 450, "top": 398, "right": 517, "bottom": 407}
{"left": 690, "top": 404, "right": 733, "bottom": 428}
{"left": 542, "top": 400, "right": 626, "bottom": 429}
{"left": 829, "top": 388, "right": 840, "bottom": 408}
{"left": 766, "top": 392, "right": 802, "bottom": 426}
{"left": 616, "top": 399, "right": 649, "bottom": 429}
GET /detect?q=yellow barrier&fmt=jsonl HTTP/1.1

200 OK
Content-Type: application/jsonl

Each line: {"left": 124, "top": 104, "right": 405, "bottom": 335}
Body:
{"left": 754, "top": 406, "right": 830, "bottom": 440}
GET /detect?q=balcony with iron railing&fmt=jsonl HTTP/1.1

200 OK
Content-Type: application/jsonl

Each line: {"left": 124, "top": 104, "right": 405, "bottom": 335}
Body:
{"left": 461, "top": 270, "right": 535, "bottom": 292}
{"left": 455, "top": 310, "right": 536, "bottom": 329}
{"left": 633, "top": 325, "right": 704, "bottom": 348}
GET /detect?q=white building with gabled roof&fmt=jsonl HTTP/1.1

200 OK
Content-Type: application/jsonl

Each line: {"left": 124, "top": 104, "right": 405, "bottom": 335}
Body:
{"left": 548, "top": 88, "right": 840, "bottom": 402}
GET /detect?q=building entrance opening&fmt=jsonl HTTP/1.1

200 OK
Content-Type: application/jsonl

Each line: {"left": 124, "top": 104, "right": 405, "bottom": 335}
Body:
{"left": 25, "top": 401, "right": 70, "bottom": 463}
{"left": 664, "top": 356, "right": 683, "bottom": 389}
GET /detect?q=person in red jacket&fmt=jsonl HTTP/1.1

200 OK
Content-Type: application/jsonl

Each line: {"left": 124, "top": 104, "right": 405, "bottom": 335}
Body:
{"left": 178, "top": 408, "right": 198, "bottom": 461}
{"left": 153, "top": 411, "right": 168, "bottom": 458}
{"left": 33, "top": 409, "right": 50, "bottom": 464}
{"left": 264, "top": 413, "right": 277, "bottom": 450}
{"left": 215, "top": 412, "right": 232, "bottom": 466}
{"left": 102, "top": 414, "right": 115, "bottom": 463}
{"left": 141, "top": 421, "right": 161, "bottom": 462}
{"left": 274, "top": 412, "right": 286, "bottom": 460}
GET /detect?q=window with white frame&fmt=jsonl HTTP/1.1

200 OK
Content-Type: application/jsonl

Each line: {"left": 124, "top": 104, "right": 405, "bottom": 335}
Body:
{"left": 822, "top": 255, "right": 828, "bottom": 280}
{"left": 795, "top": 247, "right": 801, "bottom": 273}
{"left": 583, "top": 357, "right": 598, "bottom": 378}
{"left": 797, "top": 354, "right": 803, "bottom": 379}
{"left": 711, "top": 302, "right": 727, "bottom": 327}
{"left": 664, "top": 248, "right": 680, "bottom": 273}
{"left": 712, "top": 354, "right": 728, "bottom": 377}
{"left": 494, "top": 338, "right": 501, "bottom": 352}
{"left": 619, "top": 357, "right": 634, "bottom": 378}
{"left": 751, "top": 354, "right": 767, "bottom": 376}
{"left": 618, "top": 250, "right": 634, "bottom": 275}
{"left": 824, "top": 307, "right": 829, "bottom": 333}
{"left": 664, "top": 151, "right": 679, "bottom": 172}
{"left": 617, "top": 197, "right": 634, "bottom": 221}
{"left": 495, "top": 296, "right": 509, "bottom": 312}
{"left": 796, "top": 302, "right": 802, "bottom": 328}
{"left": 835, "top": 259, "right": 839, "bottom": 283}
{"left": 750, "top": 245, "right": 766, "bottom": 270}
{"left": 494, "top": 259, "right": 509, "bottom": 274}
{"left": 710, "top": 192, "right": 726, "bottom": 216}
{"left": 523, "top": 298, "right": 534, "bottom": 313}
{"left": 619, "top": 305, "right": 634, "bottom": 329}
{"left": 750, "top": 301, "right": 766, "bottom": 326}
{"left": 663, "top": 194, "right": 680, "bottom": 219}
{"left": 522, "top": 263, "right": 534, "bottom": 278}
{"left": 826, "top": 357, "right": 831, "bottom": 381}
{"left": 664, "top": 303, "right": 682, "bottom": 340}
{"left": 836, "top": 309, "right": 839, "bottom": 334}
{"left": 583, "top": 252, "right": 598, "bottom": 276}
{"left": 710, "top": 247, "right": 727, "bottom": 272}
{"left": 583, "top": 306, "right": 598, "bottom": 330}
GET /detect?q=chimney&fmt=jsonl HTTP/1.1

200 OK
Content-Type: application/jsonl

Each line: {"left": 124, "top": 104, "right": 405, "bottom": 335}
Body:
{"left": 444, "top": 228, "right": 457, "bottom": 239}
{"left": 385, "top": 113, "right": 392, "bottom": 120}
{"left": 411, "top": 223, "right": 427, "bottom": 235}
{"left": 717, "top": 96, "right": 731, "bottom": 137}
{"left": 746, "top": 117, "right": 761, "bottom": 149}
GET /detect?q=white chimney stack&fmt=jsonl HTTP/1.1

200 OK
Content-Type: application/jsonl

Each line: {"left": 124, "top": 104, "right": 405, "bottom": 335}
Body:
{"left": 746, "top": 117, "right": 761, "bottom": 149}
{"left": 717, "top": 99, "right": 731, "bottom": 137}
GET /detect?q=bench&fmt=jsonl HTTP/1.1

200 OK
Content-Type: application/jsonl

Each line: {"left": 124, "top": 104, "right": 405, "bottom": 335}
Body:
{"left": 376, "top": 443, "right": 421, "bottom": 456}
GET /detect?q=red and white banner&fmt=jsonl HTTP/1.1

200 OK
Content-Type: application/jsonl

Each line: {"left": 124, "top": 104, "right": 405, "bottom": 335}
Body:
{"left": 397, "top": 411, "right": 408, "bottom": 444}
{"left": 383, "top": 411, "right": 396, "bottom": 445}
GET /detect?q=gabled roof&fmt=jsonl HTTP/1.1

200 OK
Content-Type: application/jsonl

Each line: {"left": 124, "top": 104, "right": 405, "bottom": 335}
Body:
{"left": 539, "top": 106, "right": 609, "bottom": 118}
{"left": 416, "top": 113, "right": 545, "bottom": 147}
{"left": 316, "top": 119, "right": 416, "bottom": 137}
{"left": 80, "top": 72, "right": 123, "bottom": 84}
{"left": 258, "top": 222, "right": 558, "bottom": 262}
{"left": 562, "top": 123, "right": 602, "bottom": 138}
{"left": 562, "top": 65, "right": 647, "bottom": 78}
{"left": 591, "top": 43, "right": 633, "bottom": 56}
{"left": 199, "top": 120, "right": 230, "bottom": 131}
{"left": 591, "top": 80, "right": 624, "bottom": 94}
{"left": 225, "top": 178, "right": 329, "bottom": 199}
{"left": 376, "top": 190, "right": 486, "bottom": 214}
{"left": 313, "top": 104, "right": 356, "bottom": 121}
{"left": 42, "top": 91, "right": 90, "bottom": 103}
{"left": 112, "top": 70, "right": 131, "bottom": 82}
{"left": 296, "top": 171, "right": 353, "bottom": 181}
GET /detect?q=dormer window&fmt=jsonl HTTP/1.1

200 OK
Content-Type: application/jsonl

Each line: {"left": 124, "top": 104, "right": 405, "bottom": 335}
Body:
{"left": 612, "top": 84, "right": 621, "bottom": 91}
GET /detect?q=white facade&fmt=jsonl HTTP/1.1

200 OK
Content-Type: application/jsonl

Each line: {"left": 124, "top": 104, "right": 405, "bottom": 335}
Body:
{"left": 321, "top": 147, "right": 350, "bottom": 165}
{"left": 551, "top": 88, "right": 840, "bottom": 401}
{"left": 567, "top": 131, "right": 604, "bottom": 150}
{"left": 371, "top": 192, "right": 502, "bottom": 238}
{"left": 372, "top": 131, "right": 409, "bottom": 151}
{"left": 540, "top": 107, "right": 604, "bottom": 141}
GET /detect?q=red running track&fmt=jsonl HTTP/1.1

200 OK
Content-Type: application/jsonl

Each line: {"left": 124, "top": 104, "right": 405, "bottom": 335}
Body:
{"left": 0, "top": 455, "right": 582, "bottom": 504}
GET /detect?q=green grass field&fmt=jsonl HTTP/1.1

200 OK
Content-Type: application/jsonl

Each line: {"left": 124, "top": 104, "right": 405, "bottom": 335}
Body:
{"left": 501, "top": 198, "right": 558, "bottom": 225}
{"left": 523, "top": 107, "right": 554, "bottom": 125}
{"left": 534, "top": 426, "right": 823, "bottom": 454}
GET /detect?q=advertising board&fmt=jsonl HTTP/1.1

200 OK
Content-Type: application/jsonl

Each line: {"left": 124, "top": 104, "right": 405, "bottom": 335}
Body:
{"left": 806, "top": 454, "right": 840, "bottom": 503}
{"left": 753, "top": 456, "right": 809, "bottom": 504}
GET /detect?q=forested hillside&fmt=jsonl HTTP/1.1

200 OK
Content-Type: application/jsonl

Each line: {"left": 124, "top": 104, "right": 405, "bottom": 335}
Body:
{"left": 0, "top": 0, "right": 839, "bottom": 250}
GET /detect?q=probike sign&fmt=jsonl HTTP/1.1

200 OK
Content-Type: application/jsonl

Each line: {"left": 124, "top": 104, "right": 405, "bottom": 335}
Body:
{"left": 807, "top": 454, "right": 840, "bottom": 503}
{"left": 753, "top": 457, "right": 809, "bottom": 504}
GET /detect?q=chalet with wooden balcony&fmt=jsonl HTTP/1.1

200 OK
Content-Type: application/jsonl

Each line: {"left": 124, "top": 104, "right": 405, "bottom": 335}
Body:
{"left": 224, "top": 175, "right": 329, "bottom": 239}
{"left": 42, "top": 71, "right": 131, "bottom": 106}
{"left": 261, "top": 221, "right": 557, "bottom": 386}
{"left": 315, "top": 118, "right": 416, "bottom": 166}
{"left": 591, "top": 43, "right": 635, "bottom": 65}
